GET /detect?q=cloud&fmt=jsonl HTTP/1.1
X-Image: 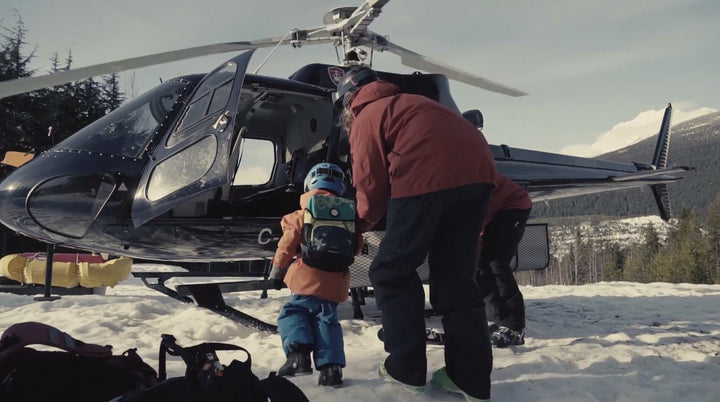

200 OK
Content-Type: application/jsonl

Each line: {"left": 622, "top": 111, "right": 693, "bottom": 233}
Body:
{"left": 560, "top": 106, "right": 717, "bottom": 157}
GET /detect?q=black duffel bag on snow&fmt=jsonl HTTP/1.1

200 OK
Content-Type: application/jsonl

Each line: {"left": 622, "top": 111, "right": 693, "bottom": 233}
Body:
{"left": 0, "top": 322, "right": 308, "bottom": 402}
{"left": 116, "top": 334, "right": 309, "bottom": 402}
{"left": 0, "top": 321, "right": 158, "bottom": 402}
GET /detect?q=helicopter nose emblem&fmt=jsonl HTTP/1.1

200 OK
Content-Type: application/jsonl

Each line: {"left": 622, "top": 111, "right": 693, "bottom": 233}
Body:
{"left": 328, "top": 66, "right": 345, "bottom": 85}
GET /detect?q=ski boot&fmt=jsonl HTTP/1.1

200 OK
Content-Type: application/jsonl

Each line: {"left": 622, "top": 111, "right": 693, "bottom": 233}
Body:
{"left": 431, "top": 367, "right": 489, "bottom": 401}
{"left": 490, "top": 326, "right": 525, "bottom": 348}
{"left": 378, "top": 363, "right": 425, "bottom": 394}
{"left": 277, "top": 342, "right": 313, "bottom": 376}
{"left": 318, "top": 364, "right": 343, "bottom": 387}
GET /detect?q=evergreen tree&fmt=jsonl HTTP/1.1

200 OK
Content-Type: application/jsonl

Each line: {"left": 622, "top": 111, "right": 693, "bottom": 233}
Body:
{"left": 567, "top": 226, "right": 599, "bottom": 284}
{"left": 41, "top": 51, "right": 75, "bottom": 147}
{"left": 1, "top": 17, "right": 127, "bottom": 153}
{"left": 601, "top": 242, "right": 625, "bottom": 281}
{"left": 705, "top": 192, "right": 720, "bottom": 283}
{"left": 649, "top": 209, "right": 712, "bottom": 283}
{"left": 102, "top": 74, "right": 125, "bottom": 112}
{"left": 0, "top": 16, "right": 39, "bottom": 155}
{"left": 621, "top": 223, "right": 661, "bottom": 282}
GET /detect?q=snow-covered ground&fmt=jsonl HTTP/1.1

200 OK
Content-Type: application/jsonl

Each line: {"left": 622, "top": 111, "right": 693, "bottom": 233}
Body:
{"left": 1, "top": 263, "right": 719, "bottom": 401}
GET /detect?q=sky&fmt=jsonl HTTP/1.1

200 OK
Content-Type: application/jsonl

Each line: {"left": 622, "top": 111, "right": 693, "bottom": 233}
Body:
{"left": 1, "top": 262, "right": 720, "bottom": 401}
{"left": 0, "top": 0, "right": 718, "bottom": 156}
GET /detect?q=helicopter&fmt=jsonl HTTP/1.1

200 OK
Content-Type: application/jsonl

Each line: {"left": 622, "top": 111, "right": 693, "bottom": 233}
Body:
{"left": 0, "top": 0, "right": 690, "bottom": 329}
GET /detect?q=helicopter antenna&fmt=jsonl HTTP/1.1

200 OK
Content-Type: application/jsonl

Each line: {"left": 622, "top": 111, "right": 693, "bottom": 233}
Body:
{"left": 369, "top": 42, "right": 374, "bottom": 67}
{"left": 253, "top": 30, "right": 292, "bottom": 74}
{"left": 333, "top": 45, "right": 342, "bottom": 65}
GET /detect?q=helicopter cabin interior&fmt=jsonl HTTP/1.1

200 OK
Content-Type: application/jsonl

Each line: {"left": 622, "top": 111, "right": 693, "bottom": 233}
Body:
{"left": 167, "top": 64, "right": 477, "bottom": 221}
{"left": 168, "top": 76, "right": 338, "bottom": 219}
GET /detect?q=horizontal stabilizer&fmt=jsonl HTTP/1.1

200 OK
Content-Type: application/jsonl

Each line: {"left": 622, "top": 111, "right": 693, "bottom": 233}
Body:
{"left": 610, "top": 166, "right": 689, "bottom": 182}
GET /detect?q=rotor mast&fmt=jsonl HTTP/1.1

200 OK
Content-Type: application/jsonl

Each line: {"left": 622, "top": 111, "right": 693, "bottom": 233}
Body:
{"left": 290, "top": 0, "right": 391, "bottom": 67}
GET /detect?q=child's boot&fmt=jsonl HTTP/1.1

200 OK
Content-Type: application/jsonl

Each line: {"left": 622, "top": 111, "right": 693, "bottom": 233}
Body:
{"left": 277, "top": 342, "right": 313, "bottom": 376}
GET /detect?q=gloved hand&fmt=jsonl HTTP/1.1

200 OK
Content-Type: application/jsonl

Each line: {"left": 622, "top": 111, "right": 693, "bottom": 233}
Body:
{"left": 271, "top": 278, "right": 284, "bottom": 290}
{"left": 268, "top": 266, "right": 285, "bottom": 290}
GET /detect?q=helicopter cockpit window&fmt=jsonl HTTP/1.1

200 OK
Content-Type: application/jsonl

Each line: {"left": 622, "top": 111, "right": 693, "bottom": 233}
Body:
{"left": 28, "top": 174, "right": 116, "bottom": 239}
{"left": 54, "top": 81, "right": 188, "bottom": 158}
{"left": 168, "top": 63, "right": 238, "bottom": 147}
{"left": 147, "top": 135, "right": 217, "bottom": 201}
{"left": 232, "top": 138, "right": 275, "bottom": 186}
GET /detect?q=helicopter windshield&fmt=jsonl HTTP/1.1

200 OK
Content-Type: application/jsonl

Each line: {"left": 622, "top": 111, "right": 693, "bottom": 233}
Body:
{"left": 54, "top": 80, "right": 192, "bottom": 158}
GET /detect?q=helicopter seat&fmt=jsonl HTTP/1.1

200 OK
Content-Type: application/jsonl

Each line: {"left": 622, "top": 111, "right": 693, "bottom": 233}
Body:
{"left": 384, "top": 72, "right": 461, "bottom": 114}
{"left": 285, "top": 148, "right": 309, "bottom": 193}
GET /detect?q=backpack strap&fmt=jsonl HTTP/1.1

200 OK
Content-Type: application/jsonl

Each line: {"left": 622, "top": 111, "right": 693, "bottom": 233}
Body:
{"left": 257, "top": 373, "right": 310, "bottom": 402}
{"left": 158, "top": 334, "right": 247, "bottom": 381}
{"left": 0, "top": 321, "right": 112, "bottom": 361}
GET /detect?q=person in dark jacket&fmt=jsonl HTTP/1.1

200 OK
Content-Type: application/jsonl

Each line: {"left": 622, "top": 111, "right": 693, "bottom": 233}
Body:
{"left": 269, "top": 163, "right": 352, "bottom": 387}
{"left": 476, "top": 172, "right": 532, "bottom": 348}
{"left": 336, "top": 67, "right": 496, "bottom": 401}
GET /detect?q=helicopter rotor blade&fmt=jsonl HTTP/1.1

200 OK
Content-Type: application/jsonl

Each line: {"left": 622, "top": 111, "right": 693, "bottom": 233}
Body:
{"left": 0, "top": 37, "right": 286, "bottom": 100}
{"left": 380, "top": 37, "right": 528, "bottom": 97}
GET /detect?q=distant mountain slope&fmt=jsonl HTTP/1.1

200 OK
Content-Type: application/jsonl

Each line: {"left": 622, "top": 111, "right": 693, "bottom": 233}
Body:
{"left": 532, "top": 111, "right": 720, "bottom": 220}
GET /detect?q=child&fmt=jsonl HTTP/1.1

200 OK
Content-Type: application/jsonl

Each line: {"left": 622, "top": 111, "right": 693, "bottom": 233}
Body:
{"left": 269, "top": 162, "right": 352, "bottom": 387}
{"left": 476, "top": 172, "right": 532, "bottom": 347}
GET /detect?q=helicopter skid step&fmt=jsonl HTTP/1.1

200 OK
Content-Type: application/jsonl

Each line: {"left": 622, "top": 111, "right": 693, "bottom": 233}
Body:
{"left": 132, "top": 272, "right": 278, "bottom": 333}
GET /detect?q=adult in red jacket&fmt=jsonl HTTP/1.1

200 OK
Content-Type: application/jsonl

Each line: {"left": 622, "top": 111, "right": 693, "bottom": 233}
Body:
{"left": 337, "top": 67, "right": 496, "bottom": 401}
{"left": 476, "top": 173, "right": 532, "bottom": 348}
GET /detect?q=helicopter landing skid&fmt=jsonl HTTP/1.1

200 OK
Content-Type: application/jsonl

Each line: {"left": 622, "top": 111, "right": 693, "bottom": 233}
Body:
{"left": 132, "top": 272, "right": 278, "bottom": 333}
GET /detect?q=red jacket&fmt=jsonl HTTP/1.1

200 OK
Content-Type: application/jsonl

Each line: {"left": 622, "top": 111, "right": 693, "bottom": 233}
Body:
{"left": 272, "top": 189, "right": 350, "bottom": 303}
{"left": 485, "top": 173, "right": 533, "bottom": 225}
{"left": 477, "top": 174, "right": 532, "bottom": 253}
{"left": 348, "top": 81, "right": 496, "bottom": 233}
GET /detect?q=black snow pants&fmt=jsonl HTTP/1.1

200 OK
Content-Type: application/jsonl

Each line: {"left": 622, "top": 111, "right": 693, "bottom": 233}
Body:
{"left": 476, "top": 208, "right": 531, "bottom": 331}
{"left": 369, "top": 183, "right": 493, "bottom": 400}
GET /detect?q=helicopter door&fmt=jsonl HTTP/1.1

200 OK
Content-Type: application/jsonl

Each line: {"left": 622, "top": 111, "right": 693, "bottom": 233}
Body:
{"left": 131, "top": 50, "right": 255, "bottom": 227}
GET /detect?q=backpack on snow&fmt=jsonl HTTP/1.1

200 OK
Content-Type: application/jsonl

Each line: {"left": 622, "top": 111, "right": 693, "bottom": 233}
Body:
{"left": 0, "top": 321, "right": 158, "bottom": 402}
{"left": 301, "top": 193, "right": 356, "bottom": 272}
{"left": 117, "top": 334, "right": 309, "bottom": 402}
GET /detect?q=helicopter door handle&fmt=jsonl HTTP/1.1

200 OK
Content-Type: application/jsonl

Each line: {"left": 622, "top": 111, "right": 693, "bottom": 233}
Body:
{"left": 212, "top": 112, "right": 230, "bottom": 131}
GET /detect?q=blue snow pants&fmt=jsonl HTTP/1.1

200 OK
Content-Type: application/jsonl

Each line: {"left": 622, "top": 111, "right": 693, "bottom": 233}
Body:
{"left": 277, "top": 294, "right": 346, "bottom": 368}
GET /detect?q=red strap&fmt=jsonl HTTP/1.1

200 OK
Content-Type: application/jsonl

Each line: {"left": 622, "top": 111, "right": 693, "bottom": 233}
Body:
{"left": 0, "top": 322, "right": 112, "bottom": 360}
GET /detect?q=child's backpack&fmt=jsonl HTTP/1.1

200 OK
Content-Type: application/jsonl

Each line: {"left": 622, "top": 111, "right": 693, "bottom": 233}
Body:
{"left": 301, "top": 193, "right": 356, "bottom": 272}
{"left": 0, "top": 321, "right": 158, "bottom": 402}
{"left": 119, "top": 334, "right": 309, "bottom": 402}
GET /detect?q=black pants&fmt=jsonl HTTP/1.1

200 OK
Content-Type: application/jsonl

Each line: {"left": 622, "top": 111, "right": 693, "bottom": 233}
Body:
{"left": 369, "top": 183, "right": 493, "bottom": 400}
{"left": 476, "top": 208, "right": 531, "bottom": 331}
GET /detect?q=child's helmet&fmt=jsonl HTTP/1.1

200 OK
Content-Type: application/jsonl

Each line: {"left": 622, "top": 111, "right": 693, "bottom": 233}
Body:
{"left": 303, "top": 163, "right": 346, "bottom": 196}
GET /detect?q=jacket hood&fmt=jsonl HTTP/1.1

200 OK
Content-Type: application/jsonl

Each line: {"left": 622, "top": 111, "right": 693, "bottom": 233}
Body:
{"left": 299, "top": 188, "right": 335, "bottom": 209}
{"left": 348, "top": 81, "right": 400, "bottom": 116}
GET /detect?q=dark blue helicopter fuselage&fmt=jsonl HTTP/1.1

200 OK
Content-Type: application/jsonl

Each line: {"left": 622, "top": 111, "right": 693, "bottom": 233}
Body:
{"left": 0, "top": 64, "right": 686, "bottom": 263}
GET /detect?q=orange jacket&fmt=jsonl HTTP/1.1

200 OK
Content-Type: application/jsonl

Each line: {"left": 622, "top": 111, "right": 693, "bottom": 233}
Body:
{"left": 348, "top": 81, "right": 496, "bottom": 233}
{"left": 272, "top": 189, "right": 350, "bottom": 303}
